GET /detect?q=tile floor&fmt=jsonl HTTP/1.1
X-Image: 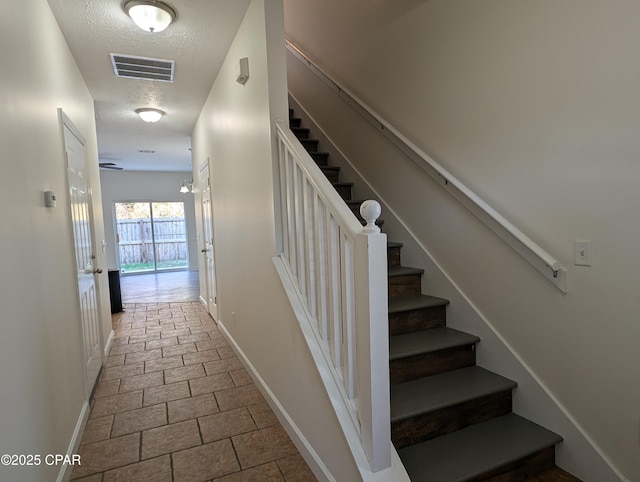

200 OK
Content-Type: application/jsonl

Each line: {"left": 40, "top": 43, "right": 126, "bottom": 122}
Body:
{"left": 71, "top": 301, "right": 317, "bottom": 481}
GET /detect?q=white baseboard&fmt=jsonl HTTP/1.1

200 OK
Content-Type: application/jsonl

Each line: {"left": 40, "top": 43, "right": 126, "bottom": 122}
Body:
{"left": 57, "top": 400, "right": 90, "bottom": 482}
{"left": 215, "top": 318, "right": 336, "bottom": 482}
{"left": 103, "top": 329, "right": 115, "bottom": 360}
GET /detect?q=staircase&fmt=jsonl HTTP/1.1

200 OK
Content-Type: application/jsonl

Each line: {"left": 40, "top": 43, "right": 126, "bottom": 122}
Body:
{"left": 288, "top": 109, "right": 581, "bottom": 481}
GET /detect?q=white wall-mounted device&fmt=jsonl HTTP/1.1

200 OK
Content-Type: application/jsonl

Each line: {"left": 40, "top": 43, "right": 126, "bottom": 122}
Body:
{"left": 236, "top": 57, "right": 249, "bottom": 85}
{"left": 574, "top": 240, "right": 592, "bottom": 266}
{"left": 44, "top": 191, "right": 57, "bottom": 208}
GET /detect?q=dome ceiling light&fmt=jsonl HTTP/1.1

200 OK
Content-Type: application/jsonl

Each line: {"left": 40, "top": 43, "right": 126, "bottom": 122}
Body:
{"left": 135, "top": 108, "right": 165, "bottom": 123}
{"left": 124, "top": 0, "right": 177, "bottom": 33}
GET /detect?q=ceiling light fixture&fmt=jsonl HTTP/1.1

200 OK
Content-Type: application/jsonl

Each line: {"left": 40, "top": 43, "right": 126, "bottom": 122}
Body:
{"left": 135, "top": 108, "right": 165, "bottom": 123}
{"left": 124, "top": 0, "right": 176, "bottom": 33}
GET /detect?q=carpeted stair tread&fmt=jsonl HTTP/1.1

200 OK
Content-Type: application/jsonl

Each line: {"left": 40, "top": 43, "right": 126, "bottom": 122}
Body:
{"left": 388, "top": 294, "right": 449, "bottom": 314}
{"left": 391, "top": 366, "right": 516, "bottom": 422}
{"left": 397, "top": 413, "right": 563, "bottom": 482}
{"left": 389, "top": 327, "right": 479, "bottom": 361}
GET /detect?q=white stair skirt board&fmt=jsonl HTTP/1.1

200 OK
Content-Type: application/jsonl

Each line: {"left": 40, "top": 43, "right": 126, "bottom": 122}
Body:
{"left": 216, "top": 290, "right": 410, "bottom": 482}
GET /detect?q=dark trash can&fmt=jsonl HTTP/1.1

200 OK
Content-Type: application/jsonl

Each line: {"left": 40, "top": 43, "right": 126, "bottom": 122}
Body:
{"left": 108, "top": 269, "right": 123, "bottom": 313}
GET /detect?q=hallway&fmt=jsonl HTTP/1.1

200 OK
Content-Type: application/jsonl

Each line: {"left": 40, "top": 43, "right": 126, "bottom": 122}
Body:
{"left": 70, "top": 273, "right": 317, "bottom": 481}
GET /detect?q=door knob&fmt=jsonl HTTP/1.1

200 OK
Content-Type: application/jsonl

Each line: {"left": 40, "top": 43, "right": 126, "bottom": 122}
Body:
{"left": 93, "top": 268, "right": 103, "bottom": 274}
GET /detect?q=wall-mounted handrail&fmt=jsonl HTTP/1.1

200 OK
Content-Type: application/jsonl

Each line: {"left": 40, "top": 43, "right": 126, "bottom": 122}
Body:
{"left": 286, "top": 40, "right": 567, "bottom": 293}
{"left": 274, "top": 122, "right": 391, "bottom": 471}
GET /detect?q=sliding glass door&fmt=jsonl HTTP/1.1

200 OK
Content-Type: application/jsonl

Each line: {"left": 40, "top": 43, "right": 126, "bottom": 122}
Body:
{"left": 115, "top": 201, "right": 188, "bottom": 274}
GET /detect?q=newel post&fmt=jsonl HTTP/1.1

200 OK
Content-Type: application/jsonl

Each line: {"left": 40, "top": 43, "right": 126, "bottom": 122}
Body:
{"left": 355, "top": 200, "right": 391, "bottom": 471}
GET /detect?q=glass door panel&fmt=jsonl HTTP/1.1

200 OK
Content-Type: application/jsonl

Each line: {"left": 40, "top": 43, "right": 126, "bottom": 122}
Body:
{"left": 151, "top": 202, "right": 188, "bottom": 270}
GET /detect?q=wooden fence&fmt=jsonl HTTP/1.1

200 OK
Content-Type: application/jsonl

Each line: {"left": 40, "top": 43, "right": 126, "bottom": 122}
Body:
{"left": 117, "top": 218, "right": 187, "bottom": 265}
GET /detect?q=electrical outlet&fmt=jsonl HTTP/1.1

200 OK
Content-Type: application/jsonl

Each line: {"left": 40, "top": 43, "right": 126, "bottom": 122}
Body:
{"left": 574, "top": 240, "right": 592, "bottom": 266}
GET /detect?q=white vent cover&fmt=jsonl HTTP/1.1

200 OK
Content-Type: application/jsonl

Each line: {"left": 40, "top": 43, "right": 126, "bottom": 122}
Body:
{"left": 110, "top": 54, "right": 175, "bottom": 82}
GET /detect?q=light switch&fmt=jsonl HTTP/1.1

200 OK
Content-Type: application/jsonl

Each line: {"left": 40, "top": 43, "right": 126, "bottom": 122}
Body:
{"left": 574, "top": 240, "right": 592, "bottom": 266}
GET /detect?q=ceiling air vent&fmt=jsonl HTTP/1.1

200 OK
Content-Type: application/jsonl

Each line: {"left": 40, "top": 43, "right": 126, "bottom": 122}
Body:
{"left": 110, "top": 54, "right": 175, "bottom": 82}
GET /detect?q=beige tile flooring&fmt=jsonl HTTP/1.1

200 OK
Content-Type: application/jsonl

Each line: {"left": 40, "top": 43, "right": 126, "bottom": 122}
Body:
{"left": 71, "top": 302, "right": 317, "bottom": 482}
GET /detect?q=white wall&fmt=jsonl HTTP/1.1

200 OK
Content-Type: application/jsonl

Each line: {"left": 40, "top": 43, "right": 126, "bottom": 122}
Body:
{"left": 100, "top": 170, "right": 198, "bottom": 272}
{"left": 191, "top": 1, "right": 361, "bottom": 480}
{"left": 0, "top": 1, "right": 110, "bottom": 480}
{"left": 284, "top": 1, "right": 639, "bottom": 480}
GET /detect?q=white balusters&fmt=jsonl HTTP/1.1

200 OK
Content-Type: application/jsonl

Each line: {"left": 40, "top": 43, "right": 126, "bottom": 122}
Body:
{"left": 275, "top": 123, "right": 390, "bottom": 472}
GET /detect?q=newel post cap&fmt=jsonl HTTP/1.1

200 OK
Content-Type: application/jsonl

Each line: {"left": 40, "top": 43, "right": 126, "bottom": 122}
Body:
{"left": 360, "top": 200, "right": 381, "bottom": 234}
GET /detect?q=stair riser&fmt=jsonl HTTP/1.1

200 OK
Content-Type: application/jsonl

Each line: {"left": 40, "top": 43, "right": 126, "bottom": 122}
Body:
{"left": 477, "top": 446, "right": 556, "bottom": 481}
{"left": 388, "top": 246, "right": 401, "bottom": 267}
{"left": 333, "top": 184, "right": 352, "bottom": 200}
{"left": 292, "top": 128, "right": 310, "bottom": 139}
{"left": 347, "top": 203, "right": 360, "bottom": 217}
{"left": 389, "top": 306, "right": 447, "bottom": 335}
{"left": 289, "top": 117, "right": 302, "bottom": 128}
{"left": 392, "top": 391, "right": 513, "bottom": 449}
{"left": 389, "top": 275, "right": 422, "bottom": 297}
{"left": 301, "top": 139, "right": 319, "bottom": 151}
{"left": 310, "top": 152, "right": 329, "bottom": 166}
{"left": 321, "top": 168, "right": 340, "bottom": 183}
{"left": 390, "top": 346, "right": 476, "bottom": 384}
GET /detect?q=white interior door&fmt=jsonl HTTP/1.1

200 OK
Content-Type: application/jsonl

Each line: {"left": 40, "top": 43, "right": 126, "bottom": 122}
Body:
{"left": 62, "top": 112, "right": 103, "bottom": 397}
{"left": 200, "top": 160, "right": 218, "bottom": 319}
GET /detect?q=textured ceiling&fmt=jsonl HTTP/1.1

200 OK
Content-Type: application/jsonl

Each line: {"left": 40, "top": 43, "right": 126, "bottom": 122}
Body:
{"left": 47, "top": 0, "right": 251, "bottom": 172}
